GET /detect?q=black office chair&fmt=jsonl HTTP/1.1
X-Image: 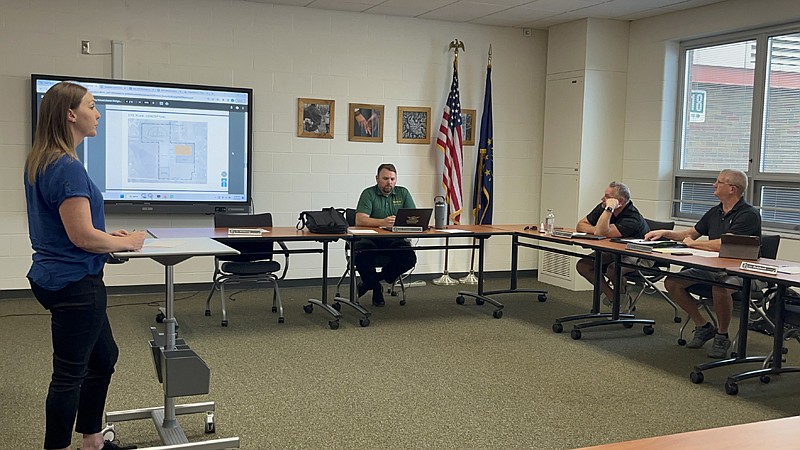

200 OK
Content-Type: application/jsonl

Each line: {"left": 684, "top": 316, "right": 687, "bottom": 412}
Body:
{"left": 334, "top": 208, "right": 410, "bottom": 305}
{"left": 205, "top": 212, "right": 290, "bottom": 326}
{"left": 623, "top": 218, "right": 682, "bottom": 323}
{"left": 678, "top": 234, "right": 781, "bottom": 349}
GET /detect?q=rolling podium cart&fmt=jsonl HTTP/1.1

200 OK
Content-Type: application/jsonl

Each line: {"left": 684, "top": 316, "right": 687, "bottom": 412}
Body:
{"left": 108, "top": 238, "right": 241, "bottom": 449}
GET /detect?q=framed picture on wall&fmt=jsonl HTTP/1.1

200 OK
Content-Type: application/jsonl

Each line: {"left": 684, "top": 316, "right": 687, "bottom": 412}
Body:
{"left": 349, "top": 103, "right": 384, "bottom": 142}
{"left": 397, "top": 106, "right": 431, "bottom": 144}
{"left": 461, "top": 108, "right": 476, "bottom": 146}
{"left": 297, "top": 98, "right": 334, "bottom": 139}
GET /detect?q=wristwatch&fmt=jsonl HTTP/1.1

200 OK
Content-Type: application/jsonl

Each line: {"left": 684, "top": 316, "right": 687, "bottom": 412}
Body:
{"left": 605, "top": 206, "right": 614, "bottom": 213}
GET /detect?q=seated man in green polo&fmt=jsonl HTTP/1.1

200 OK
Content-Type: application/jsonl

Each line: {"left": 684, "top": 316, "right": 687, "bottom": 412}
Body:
{"left": 354, "top": 163, "right": 417, "bottom": 307}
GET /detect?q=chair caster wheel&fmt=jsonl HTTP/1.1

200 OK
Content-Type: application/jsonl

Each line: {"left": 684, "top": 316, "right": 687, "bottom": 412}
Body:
{"left": 456, "top": 295, "right": 465, "bottom": 305}
{"left": 303, "top": 304, "right": 313, "bottom": 314}
{"left": 623, "top": 322, "right": 634, "bottom": 329}
{"left": 725, "top": 381, "right": 739, "bottom": 395}
{"left": 204, "top": 411, "right": 215, "bottom": 434}
{"left": 278, "top": 317, "right": 285, "bottom": 324}
{"left": 329, "top": 320, "right": 340, "bottom": 330}
{"left": 156, "top": 312, "right": 165, "bottom": 323}
{"left": 399, "top": 300, "right": 406, "bottom": 306}
{"left": 538, "top": 294, "right": 547, "bottom": 302}
{"left": 760, "top": 375, "right": 771, "bottom": 384}
{"left": 673, "top": 316, "right": 682, "bottom": 323}
{"left": 102, "top": 424, "right": 116, "bottom": 442}
{"left": 359, "top": 318, "right": 370, "bottom": 327}
{"left": 643, "top": 325, "right": 655, "bottom": 335}
{"left": 552, "top": 323, "right": 563, "bottom": 333}
{"left": 332, "top": 302, "right": 341, "bottom": 311}
{"left": 571, "top": 329, "right": 582, "bottom": 340}
{"left": 730, "top": 351, "right": 738, "bottom": 358}
{"left": 204, "top": 309, "right": 211, "bottom": 317}
{"left": 690, "top": 371, "right": 704, "bottom": 384}
{"left": 493, "top": 309, "right": 503, "bottom": 319}
{"left": 677, "top": 339, "right": 686, "bottom": 346}
{"left": 221, "top": 320, "right": 228, "bottom": 327}
{"left": 272, "top": 306, "right": 277, "bottom": 313}
{"left": 476, "top": 298, "right": 485, "bottom": 305}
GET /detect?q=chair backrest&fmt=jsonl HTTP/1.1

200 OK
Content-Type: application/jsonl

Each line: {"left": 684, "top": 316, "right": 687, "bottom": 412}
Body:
{"left": 644, "top": 218, "right": 675, "bottom": 232}
{"left": 214, "top": 212, "right": 274, "bottom": 262}
{"left": 760, "top": 234, "right": 780, "bottom": 260}
{"left": 345, "top": 208, "right": 357, "bottom": 227}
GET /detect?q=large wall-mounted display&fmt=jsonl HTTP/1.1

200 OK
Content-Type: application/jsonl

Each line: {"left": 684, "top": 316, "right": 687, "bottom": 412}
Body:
{"left": 31, "top": 74, "right": 254, "bottom": 214}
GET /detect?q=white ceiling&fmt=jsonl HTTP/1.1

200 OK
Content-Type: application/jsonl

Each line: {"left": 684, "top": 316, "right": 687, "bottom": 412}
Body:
{"left": 242, "top": 0, "right": 729, "bottom": 29}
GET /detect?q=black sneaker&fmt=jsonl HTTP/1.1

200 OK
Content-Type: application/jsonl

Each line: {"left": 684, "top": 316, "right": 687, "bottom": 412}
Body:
{"left": 103, "top": 441, "right": 137, "bottom": 450}
{"left": 372, "top": 287, "right": 385, "bottom": 307}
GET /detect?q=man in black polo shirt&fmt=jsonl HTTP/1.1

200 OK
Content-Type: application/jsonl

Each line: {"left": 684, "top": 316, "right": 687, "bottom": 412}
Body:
{"left": 575, "top": 181, "right": 650, "bottom": 306}
{"left": 354, "top": 163, "right": 417, "bottom": 306}
{"left": 646, "top": 169, "right": 761, "bottom": 358}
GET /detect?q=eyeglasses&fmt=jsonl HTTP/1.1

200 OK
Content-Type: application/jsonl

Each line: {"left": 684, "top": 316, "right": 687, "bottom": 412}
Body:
{"left": 713, "top": 179, "right": 735, "bottom": 186}
{"left": 524, "top": 225, "right": 538, "bottom": 231}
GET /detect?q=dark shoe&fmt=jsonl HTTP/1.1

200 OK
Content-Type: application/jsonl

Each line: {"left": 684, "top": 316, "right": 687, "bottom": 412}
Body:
{"left": 79, "top": 440, "right": 137, "bottom": 450}
{"left": 708, "top": 334, "right": 731, "bottom": 359}
{"left": 357, "top": 282, "right": 370, "bottom": 298}
{"left": 686, "top": 324, "right": 716, "bottom": 349}
{"left": 372, "top": 287, "right": 385, "bottom": 307}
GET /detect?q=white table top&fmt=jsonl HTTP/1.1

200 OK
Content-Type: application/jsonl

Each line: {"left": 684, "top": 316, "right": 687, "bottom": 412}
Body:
{"left": 111, "top": 238, "right": 239, "bottom": 259}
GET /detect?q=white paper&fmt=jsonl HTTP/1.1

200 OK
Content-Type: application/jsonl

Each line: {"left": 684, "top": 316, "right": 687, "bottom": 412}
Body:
{"left": 439, "top": 229, "right": 471, "bottom": 233}
{"left": 777, "top": 267, "right": 800, "bottom": 275}
{"left": 348, "top": 229, "right": 378, "bottom": 234}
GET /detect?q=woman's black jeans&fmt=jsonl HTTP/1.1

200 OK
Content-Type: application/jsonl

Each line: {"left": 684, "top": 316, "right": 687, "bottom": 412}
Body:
{"left": 30, "top": 272, "right": 118, "bottom": 450}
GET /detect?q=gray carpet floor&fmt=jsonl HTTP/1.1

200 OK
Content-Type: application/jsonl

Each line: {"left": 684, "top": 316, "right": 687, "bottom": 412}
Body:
{"left": 2, "top": 275, "right": 799, "bottom": 449}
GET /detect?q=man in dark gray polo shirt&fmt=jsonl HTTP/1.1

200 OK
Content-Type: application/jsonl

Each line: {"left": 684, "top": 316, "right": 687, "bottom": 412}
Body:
{"left": 354, "top": 163, "right": 417, "bottom": 306}
{"left": 575, "top": 181, "right": 650, "bottom": 306}
{"left": 646, "top": 169, "right": 761, "bottom": 358}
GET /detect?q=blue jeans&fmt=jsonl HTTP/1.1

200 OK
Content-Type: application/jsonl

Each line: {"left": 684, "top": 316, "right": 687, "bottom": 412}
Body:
{"left": 30, "top": 272, "right": 118, "bottom": 449}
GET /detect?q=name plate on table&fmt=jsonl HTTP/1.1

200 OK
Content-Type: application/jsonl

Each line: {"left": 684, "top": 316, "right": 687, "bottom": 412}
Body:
{"left": 227, "top": 228, "right": 267, "bottom": 236}
{"left": 626, "top": 243, "right": 654, "bottom": 253}
{"left": 739, "top": 261, "right": 779, "bottom": 275}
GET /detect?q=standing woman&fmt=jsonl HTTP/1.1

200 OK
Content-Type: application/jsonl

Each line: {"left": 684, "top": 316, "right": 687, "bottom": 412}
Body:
{"left": 25, "top": 81, "right": 145, "bottom": 450}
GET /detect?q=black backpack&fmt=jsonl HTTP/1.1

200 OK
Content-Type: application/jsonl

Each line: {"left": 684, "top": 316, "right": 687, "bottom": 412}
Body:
{"left": 296, "top": 207, "right": 348, "bottom": 234}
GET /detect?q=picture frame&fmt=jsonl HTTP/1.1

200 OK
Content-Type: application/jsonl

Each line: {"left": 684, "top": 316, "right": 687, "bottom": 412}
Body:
{"left": 461, "top": 109, "right": 476, "bottom": 146}
{"left": 349, "top": 103, "right": 384, "bottom": 142}
{"left": 397, "top": 106, "right": 431, "bottom": 144}
{"left": 297, "top": 98, "right": 334, "bottom": 139}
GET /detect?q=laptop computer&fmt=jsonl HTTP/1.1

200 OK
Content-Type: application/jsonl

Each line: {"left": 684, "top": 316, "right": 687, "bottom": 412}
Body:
{"left": 719, "top": 233, "right": 761, "bottom": 260}
{"left": 382, "top": 208, "right": 433, "bottom": 232}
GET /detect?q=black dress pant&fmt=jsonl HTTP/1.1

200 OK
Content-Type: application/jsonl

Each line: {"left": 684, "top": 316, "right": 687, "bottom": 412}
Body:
{"left": 30, "top": 272, "right": 118, "bottom": 450}
{"left": 353, "top": 238, "right": 416, "bottom": 289}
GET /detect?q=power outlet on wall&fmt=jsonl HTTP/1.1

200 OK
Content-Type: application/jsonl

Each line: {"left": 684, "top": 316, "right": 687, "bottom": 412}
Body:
{"left": 81, "top": 40, "right": 91, "bottom": 54}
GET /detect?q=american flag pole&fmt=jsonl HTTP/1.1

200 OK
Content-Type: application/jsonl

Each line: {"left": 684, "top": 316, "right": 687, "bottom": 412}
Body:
{"left": 433, "top": 39, "right": 465, "bottom": 286}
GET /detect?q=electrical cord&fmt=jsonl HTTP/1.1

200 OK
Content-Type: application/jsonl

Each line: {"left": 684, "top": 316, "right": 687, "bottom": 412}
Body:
{"left": 0, "top": 290, "right": 203, "bottom": 319}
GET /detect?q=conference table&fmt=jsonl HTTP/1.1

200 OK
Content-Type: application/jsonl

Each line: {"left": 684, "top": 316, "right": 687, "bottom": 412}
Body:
{"left": 490, "top": 224, "right": 800, "bottom": 394}
{"left": 148, "top": 226, "right": 345, "bottom": 328}
{"left": 709, "top": 261, "right": 800, "bottom": 395}
{"left": 338, "top": 225, "right": 510, "bottom": 323}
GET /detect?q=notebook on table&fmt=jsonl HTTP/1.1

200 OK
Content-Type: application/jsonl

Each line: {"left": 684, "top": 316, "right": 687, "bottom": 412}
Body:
{"left": 381, "top": 208, "right": 433, "bottom": 232}
{"left": 719, "top": 234, "right": 761, "bottom": 260}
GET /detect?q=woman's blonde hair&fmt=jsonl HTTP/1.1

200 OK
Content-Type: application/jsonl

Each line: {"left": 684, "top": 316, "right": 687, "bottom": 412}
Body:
{"left": 26, "top": 81, "right": 87, "bottom": 183}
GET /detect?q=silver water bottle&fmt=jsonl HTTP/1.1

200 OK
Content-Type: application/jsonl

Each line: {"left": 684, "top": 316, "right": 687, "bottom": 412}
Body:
{"left": 434, "top": 196, "right": 447, "bottom": 229}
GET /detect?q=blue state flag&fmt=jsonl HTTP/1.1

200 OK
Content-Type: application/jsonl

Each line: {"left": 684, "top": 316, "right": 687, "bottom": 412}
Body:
{"left": 472, "top": 64, "right": 493, "bottom": 225}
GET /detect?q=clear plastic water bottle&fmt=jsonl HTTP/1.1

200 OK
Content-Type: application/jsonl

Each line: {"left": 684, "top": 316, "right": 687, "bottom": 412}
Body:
{"left": 545, "top": 209, "right": 555, "bottom": 234}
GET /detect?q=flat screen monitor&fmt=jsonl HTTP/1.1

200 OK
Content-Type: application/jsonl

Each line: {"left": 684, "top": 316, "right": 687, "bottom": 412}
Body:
{"left": 31, "top": 74, "right": 253, "bottom": 214}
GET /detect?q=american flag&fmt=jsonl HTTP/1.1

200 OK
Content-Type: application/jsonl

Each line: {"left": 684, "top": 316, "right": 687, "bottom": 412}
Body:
{"left": 436, "top": 62, "right": 464, "bottom": 224}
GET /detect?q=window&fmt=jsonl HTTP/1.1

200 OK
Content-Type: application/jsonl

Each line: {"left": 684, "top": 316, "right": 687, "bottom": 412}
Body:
{"left": 675, "top": 26, "right": 800, "bottom": 231}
